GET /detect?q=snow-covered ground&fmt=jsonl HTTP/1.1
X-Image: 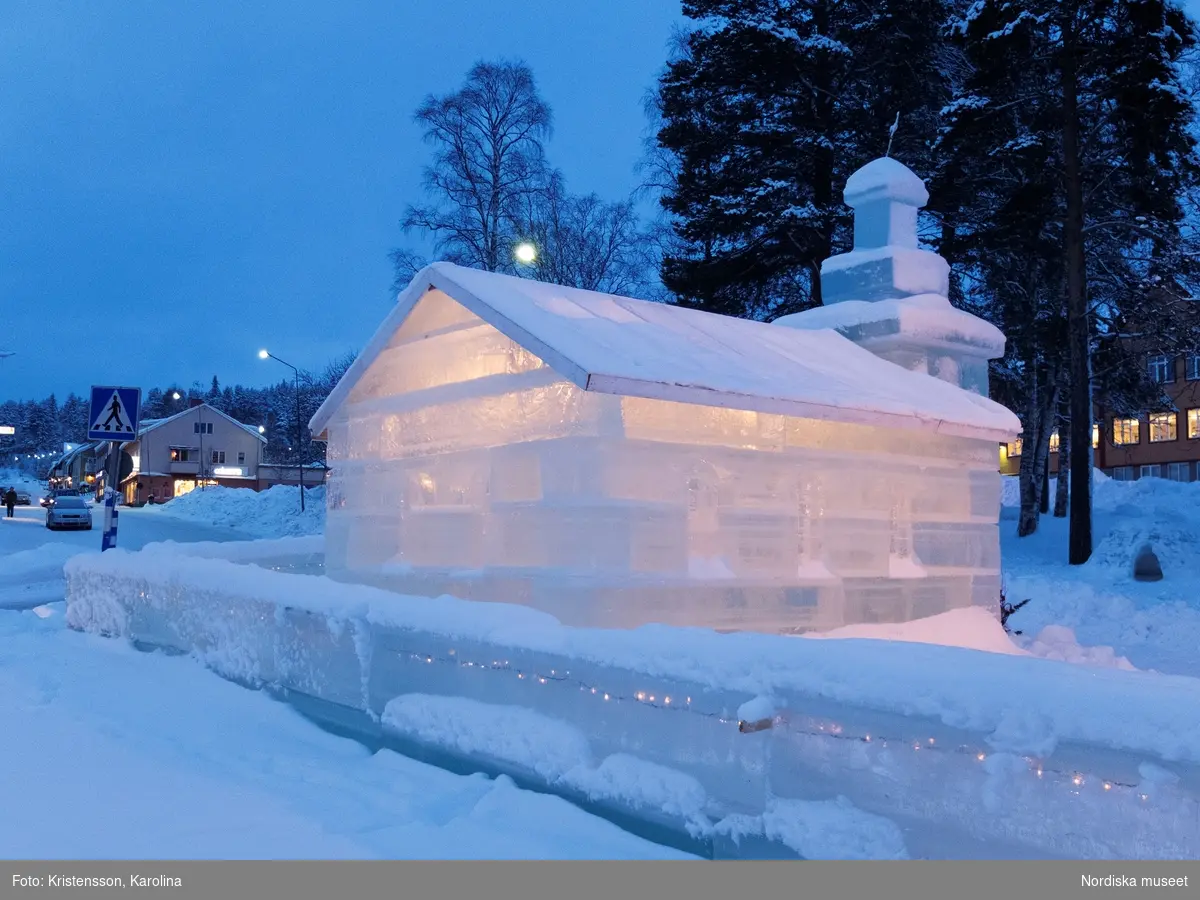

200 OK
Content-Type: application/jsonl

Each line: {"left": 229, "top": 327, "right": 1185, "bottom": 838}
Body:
{"left": 0, "top": 603, "right": 691, "bottom": 859}
{"left": 1000, "top": 473, "right": 1200, "bottom": 678}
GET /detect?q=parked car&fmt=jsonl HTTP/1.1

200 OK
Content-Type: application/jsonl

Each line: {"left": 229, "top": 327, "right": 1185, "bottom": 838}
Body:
{"left": 41, "top": 487, "right": 79, "bottom": 508}
{"left": 14, "top": 489, "right": 30, "bottom": 505}
{"left": 45, "top": 495, "right": 92, "bottom": 530}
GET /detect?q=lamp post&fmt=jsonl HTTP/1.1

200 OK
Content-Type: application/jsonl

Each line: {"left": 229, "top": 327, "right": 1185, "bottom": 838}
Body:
{"left": 258, "top": 349, "right": 305, "bottom": 512}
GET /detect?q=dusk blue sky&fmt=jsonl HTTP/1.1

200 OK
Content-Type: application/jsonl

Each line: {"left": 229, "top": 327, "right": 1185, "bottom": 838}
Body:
{"left": 0, "top": 0, "right": 683, "bottom": 402}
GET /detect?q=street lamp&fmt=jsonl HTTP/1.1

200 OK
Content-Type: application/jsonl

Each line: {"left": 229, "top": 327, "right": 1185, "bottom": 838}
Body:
{"left": 514, "top": 242, "right": 537, "bottom": 265}
{"left": 172, "top": 391, "right": 181, "bottom": 400}
{"left": 258, "top": 349, "right": 305, "bottom": 512}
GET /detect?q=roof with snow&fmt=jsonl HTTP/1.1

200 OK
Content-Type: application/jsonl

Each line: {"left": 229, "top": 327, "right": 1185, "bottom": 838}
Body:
{"left": 843, "top": 157, "right": 929, "bottom": 208}
{"left": 132, "top": 404, "right": 266, "bottom": 443}
{"left": 310, "top": 263, "right": 1019, "bottom": 442}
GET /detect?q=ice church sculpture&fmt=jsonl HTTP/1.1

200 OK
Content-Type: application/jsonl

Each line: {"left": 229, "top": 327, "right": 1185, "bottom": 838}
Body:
{"left": 309, "top": 157, "right": 1019, "bottom": 633}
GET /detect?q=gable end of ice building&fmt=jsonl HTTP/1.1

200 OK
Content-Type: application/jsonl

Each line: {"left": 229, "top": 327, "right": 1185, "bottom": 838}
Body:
{"left": 774, "top": 157, "right": 1006, "bottom": 399}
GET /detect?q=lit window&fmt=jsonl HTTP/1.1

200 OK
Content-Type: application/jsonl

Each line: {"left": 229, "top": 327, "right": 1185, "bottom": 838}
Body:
{"left": 1092, "top": 424, "right": 1100, "bottom": 448}
{"left": 1006, "top": 439, "right": 1023, "bottom": 457}
{"left": 1188, "top": 355, "right": 1200, "bottom": 381}
{"left": 1112, "top": 418, "right": 1140, "bottom": 446}
{"left": 1149, "top": 412, "right": 1177, "bottom": 443}
{"left": 1049, "top": 432, "right": 1060, "bottom": 453}
{"left": 1189, "top": 409, "right": 1200, "bottom": 440}
{"left": 1148, "top": 354, "right": 1174, "bottom": 384}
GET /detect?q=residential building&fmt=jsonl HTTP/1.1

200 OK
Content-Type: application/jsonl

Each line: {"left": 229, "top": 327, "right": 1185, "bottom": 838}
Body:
{"left": 111, "top": 401, "right": 267, "bottom": 505}
{"left": 999, "top": 350, "right": 1200, "bottom": 482}
{"left": 47, "top": 442, "right": 105, "bottom": 490}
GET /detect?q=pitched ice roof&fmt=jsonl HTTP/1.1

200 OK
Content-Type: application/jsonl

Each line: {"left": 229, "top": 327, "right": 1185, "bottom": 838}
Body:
{"left": 310, "top": 262, "right": 1020, "bottom": 442}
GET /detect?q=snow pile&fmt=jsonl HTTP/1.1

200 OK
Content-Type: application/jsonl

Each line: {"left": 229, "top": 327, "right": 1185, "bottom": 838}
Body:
{"left": 1022, "top": 625, "right": 1136, "bottom": 671}
{"left": 145, "top": 484, "right": 325, "bottom": 538}
{"left": 803, "top": 606, "right": 1024, "bottom": 656}
{"left": 1090, "top": 523, "right": 1200, "bottom": 580}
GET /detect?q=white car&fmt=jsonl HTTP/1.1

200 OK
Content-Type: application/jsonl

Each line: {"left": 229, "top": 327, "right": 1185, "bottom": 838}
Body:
{"left": 45, "top": 495, "right": 93, "bottom": 530}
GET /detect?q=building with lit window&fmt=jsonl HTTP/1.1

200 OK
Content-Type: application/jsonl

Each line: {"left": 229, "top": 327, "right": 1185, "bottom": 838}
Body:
{"left": 1000, "top": 351, "right": 1200, "bottom": 482}
{"left": 107, "top": 401, "right": 268, "bottom": 504}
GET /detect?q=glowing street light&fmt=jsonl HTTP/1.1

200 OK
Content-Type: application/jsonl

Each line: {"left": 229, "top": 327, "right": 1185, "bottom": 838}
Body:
{"left": 514, "top": 242, "right": 537, "bottom": 265}
{"left": 172, "top": 391, "right": 181, "bottom": 400}
{"left": 258, "top": 425, "right": 266, "bottom": 434}
{"left": 258, "top": 349, "right": 270, "bottom": 360}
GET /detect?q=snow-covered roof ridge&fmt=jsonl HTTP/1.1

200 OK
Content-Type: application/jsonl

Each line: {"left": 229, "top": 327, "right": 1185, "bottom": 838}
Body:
{"left": 310, "top": 262, "right": 1020, "bottom": 443}
{"left": 135, "top": 403, "right": 267, "bottom": 443}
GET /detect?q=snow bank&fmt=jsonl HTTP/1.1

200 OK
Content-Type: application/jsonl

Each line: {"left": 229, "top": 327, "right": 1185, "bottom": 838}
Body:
{"left": 803, "top": 606, "right": 1024, "bottom": 656}
{"left": 64, "top": 547, "right": 1200, "bottom": 765}
{"left": 143, "top": 484, "right": 325, "bottom": 538}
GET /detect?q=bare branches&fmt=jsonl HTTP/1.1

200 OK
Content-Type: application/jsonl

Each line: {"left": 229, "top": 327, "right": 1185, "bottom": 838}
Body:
{"left": 397, "top": 60, "right": 552, "bottom": 274}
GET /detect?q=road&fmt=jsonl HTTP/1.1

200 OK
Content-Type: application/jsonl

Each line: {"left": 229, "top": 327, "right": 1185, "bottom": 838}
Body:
{"left": 0, "top": 478, "right": 248, "bottom": 609}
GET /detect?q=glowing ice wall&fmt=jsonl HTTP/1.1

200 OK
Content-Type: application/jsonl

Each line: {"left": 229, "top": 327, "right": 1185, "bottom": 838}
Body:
{"left": 325, "top": 290, "right": 1002, "bottom": 633}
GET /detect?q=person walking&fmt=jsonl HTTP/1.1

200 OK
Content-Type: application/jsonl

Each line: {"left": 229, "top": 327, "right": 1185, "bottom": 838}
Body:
{"left": 4, "top": 487, "right": 16, "bottom": 518}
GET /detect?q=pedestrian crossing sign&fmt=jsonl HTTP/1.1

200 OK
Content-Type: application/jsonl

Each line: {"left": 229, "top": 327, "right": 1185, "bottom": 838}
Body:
{"left": 88, "top": 386, "right": 142, "bottom": 442}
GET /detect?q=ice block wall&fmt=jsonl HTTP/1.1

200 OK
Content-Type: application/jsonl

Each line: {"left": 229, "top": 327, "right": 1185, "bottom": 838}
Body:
{"left": 325, "top": 290, "right": 1003, "bottom": 633}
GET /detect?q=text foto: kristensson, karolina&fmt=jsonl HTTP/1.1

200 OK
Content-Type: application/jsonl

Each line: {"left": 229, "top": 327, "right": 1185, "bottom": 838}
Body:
{"left": 13, "top": 874, "right": 183, "bottom": 889}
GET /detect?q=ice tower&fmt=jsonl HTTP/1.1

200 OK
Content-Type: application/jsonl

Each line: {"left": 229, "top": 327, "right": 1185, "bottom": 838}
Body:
{"left": 774, "top": 157, "right": 1004, "bottom": 397}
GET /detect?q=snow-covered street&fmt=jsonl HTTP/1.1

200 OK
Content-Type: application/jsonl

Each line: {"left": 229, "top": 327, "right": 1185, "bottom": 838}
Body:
{"left": 0, "top": 474, "right": 249, "bottom": 610}
{"left": 0, "top": 604, "right": 691, "bottom": 859}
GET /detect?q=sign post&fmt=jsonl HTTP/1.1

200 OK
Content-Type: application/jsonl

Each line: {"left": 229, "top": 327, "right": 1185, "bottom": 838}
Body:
{"left": 87, "top": 386, "right": 141, "bottom": 551}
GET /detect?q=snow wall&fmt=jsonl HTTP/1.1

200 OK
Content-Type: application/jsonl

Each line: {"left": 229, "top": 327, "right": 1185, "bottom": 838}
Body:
{"left": 64, "top": 541, "right": 1200, "bottom": 860}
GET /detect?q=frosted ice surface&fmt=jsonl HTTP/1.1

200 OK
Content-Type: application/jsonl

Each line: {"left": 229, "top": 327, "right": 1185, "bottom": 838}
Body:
{"left": 323, "top": 298, "right": 1007, "bottom": 633}
{"left": 315, "top": 196, "right": 1016, "bottom": 634}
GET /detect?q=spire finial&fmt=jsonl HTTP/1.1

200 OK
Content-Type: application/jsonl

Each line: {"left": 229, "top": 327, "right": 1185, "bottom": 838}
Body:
{"left": 885, "top": 112, "right": 900, "bottom": 158}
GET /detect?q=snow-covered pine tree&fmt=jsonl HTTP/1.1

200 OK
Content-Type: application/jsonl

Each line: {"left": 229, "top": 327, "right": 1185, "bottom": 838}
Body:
{"left": 655, "top": 0, "right": 955, "bottom": 320}
{"left": 936, "top": 0, "right": 1200, "bottom": 563}
{"left": 58, "top": 393, "right": 90, "bottom": 443}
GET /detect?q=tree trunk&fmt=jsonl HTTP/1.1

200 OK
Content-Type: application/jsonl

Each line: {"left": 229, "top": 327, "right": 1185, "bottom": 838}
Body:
{"left": 1054, "top": 380, "right": 1071, "bottom": 517}
{"left": 1018, "top": 362, "right": 1061, "bottom": 537}
{"left": 1062, "top": 22, "right": 1093, "bottom": 565}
